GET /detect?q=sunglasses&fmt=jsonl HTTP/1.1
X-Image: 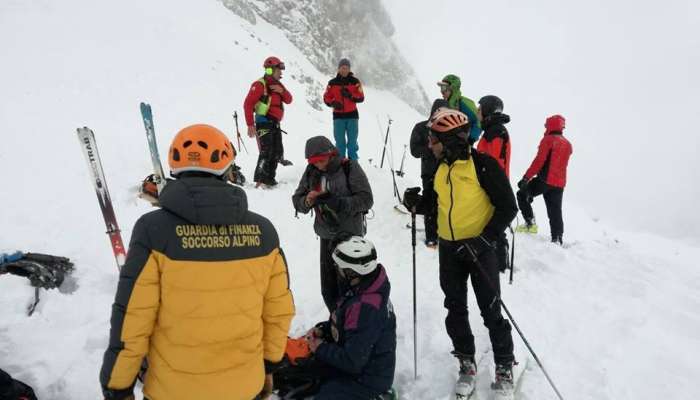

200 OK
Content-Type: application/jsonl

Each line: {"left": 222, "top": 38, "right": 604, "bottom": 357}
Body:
{"left": 439, "top": 84, "right": 450, "bottom": 93}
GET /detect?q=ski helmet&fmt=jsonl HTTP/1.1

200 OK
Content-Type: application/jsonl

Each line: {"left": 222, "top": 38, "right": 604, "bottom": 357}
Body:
{"left": 478, "top": 95, "right": 504, "bottom": 117}
{"left": 332, "top": 236, "right": 378, "bottom": 276}
{"left": 545, "top": 114, "right": 566, "bottom": 132}
{"left": 168, "top": 124, "right": 235, "bottom": 176}
{"left": 263, "top": 56, "right": 285, "bottom": 75}
{"left": 427, "top": 108, "right": 470, "bottom": 133}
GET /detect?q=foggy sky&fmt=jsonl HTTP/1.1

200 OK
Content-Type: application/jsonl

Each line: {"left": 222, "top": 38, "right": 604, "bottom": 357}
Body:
{"left": 383, "top": 0, "right": 700, "bottom": 241}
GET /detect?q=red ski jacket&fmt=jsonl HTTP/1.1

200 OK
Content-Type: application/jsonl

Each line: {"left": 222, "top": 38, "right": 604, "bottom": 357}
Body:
{"left": 477, "top": 113, "right": 512, "bottom": 177}
{"left": 524, "top": 132, "right": 572, "bottom": 188}
{"left": 243, "top": 76, "right": 293, "bottom": 126}
{"left": 323, "top": 73, "right": 364, "bottom": 119}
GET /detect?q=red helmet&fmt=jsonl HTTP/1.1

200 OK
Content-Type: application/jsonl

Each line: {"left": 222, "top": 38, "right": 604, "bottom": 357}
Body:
{"left": 263, "top": 56, "right": 284, "bottom": 69}
{"left": 545, "top": 115, "right": 566, "bottom": 132}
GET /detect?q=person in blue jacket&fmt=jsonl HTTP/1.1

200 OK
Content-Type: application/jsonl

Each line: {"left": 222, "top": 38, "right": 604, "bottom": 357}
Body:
{"left": 274, "top": 236, "right": 397, "bottom": 400}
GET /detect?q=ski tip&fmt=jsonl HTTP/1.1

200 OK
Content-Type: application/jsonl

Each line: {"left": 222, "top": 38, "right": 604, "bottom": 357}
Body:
{"left": 140, "top": 102, "right": 152, "bottom": 113}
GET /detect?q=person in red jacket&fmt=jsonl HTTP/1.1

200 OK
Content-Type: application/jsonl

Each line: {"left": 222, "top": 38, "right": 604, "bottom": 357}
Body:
{"left": 477, "top": 95, "right": 511, "bottom": 270}
{"left": 243, "top": 56, "right": 293, "bottom": 187}
{"left": 323, "top": 58, "right": 364, "bottom": 160}
{"left": 516, "top": 114, "right": 573, "bottom": 244}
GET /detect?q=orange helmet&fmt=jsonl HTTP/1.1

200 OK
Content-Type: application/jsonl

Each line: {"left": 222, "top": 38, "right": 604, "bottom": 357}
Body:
{"left": 427, "top": 108, "right": 469, "bottom": 133}
{"left": 168, "top": 124, "right": 235, "bottom": 176}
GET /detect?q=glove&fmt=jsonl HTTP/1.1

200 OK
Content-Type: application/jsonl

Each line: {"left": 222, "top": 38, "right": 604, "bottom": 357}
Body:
{"left": 330, "top": 101, "right": 343, "bottom": 109}
{"left": 517, "top": 177, "right": 529, "bottom": 191}
{"left": 285, "top": 337, "right": 312, "bottom": 366}
{"left": 102, "top": 387, "right": 134, "bottom": 400}
{"left": 456, "top": 235, "right": 497, "bottom": 260}
{"left": 258, "top": 374, "right": 273, "bottom": 399}
{"left": 340, "top": 87, "right": 352, "bottom": 98}
{"left": 402, "top": 187, "right": 422, "bottom": 211}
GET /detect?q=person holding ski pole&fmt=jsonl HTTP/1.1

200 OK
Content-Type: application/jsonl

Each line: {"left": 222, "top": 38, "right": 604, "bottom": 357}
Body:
{"left": 243, "top": 56, "right": 293, "bottom": 188}
{"left": 409, "top": 98, "right": 449, "bottom": 248}
{"left": 272, "top": 237, "right": 397, "bottom": 400}
{"left": 476, "top": 95, "right": 512, "bottom": 272}
{"left": 100, "top": 124, "right": 295, "bottom": 400}
{"left": 402, "top": 108, "right": 518, "bottom": 399}
{"left": 292, "top": 136, "right": 373, "bottom": 312}
{"left": 437, "top": 74, "right": 481, "bottom": 144}
{"left": 515, "top": 114, "right": 572, "bottom": 245}
{"left": 323, "top": 58, "right": 365, "bottom": 160}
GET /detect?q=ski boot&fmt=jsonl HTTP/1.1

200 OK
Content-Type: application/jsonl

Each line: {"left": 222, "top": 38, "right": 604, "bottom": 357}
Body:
{"left": 551, "top": 235, "right": 563, "bottom": 245}
{"left": 454, "top": 353, "right": 477, "bottom": 399}
{"left": 491, "top": 362, "right": 514, "bottom": 400}
{"left": 515, "top": 218, "right": 538, "bottom": 234}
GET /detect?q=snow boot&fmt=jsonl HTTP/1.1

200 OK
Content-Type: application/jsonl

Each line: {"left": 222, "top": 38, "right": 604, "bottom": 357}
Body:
{"left": 491, "top": 362, "right": 514, "bottom": 400}
{"left": 515, "top": 219, "right": 538, "bottom": 234}
{"left": 551, "top": 235, "right": 563, "bottom": 245}
{"left": 454, "top": 353, "right": 477, "bottom": 399}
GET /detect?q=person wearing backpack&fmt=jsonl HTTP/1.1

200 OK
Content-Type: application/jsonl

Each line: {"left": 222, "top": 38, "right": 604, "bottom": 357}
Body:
{"left": 323, "top": 58, "right": 365, "bottom": 160}
{"left": 243, "top": 56, "right": 293, "bottom": 188}
{"left": 515, "top": 114, "right": 573, "bottom": 244}
{"left": 292, "top": 136, "right": 373, "bottom": 312}
{"left": 476, "top": 95, "right": 512, "bottom": 271}
{"left": 402, "top": 108, "right": 517, "bottom": 400}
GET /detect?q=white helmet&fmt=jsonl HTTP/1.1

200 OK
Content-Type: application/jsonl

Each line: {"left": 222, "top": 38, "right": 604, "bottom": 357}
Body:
{"left": 332, "top": 236, "right": 378, "bottom": 276}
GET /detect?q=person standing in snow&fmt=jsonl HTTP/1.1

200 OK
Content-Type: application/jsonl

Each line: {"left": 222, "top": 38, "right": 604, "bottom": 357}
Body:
{"left": 409, "top": 98, "right": 449, "bottom": 248}
{"left": 243, "top": 56, "right": 293, "bottom": 188}
{"left": 437, "top": 74, "right": 482, "bottom": 144}
{"left": 292, "top": 136, "right": 373, "bottom": 312}
{"left": 323, "top": 58, "right": 365, "bottom": 160}
{"left": 516, "top": 114, "right": 573, "bottom": 244}
{"left": 402, "top": 108, "right": 517, "bottom": 399}
{"left": 100, "top": 124, "right": 295, "bottom": 400}
{"left": 273, "top": 237, "right": 397, "bottom": 400}
{"left": 476, "top": 95, "right": 512, "bottom": 271}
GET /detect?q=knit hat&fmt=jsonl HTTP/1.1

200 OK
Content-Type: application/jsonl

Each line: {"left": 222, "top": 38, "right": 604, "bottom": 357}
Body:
{"left": 338, "top": 58, "right": 351, "bottom": 68}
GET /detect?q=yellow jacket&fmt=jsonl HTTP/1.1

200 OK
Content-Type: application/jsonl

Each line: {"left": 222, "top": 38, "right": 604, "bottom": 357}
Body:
{"left": 434, "top": 158, "right": 495, "bottom": 241}
{"left": 100, "top": 178, "right": 295, "bottom": 400}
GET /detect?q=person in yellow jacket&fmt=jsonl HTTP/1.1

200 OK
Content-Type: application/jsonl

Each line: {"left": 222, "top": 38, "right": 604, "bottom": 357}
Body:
{"left": 100, "top": 124, "right": 295, "bottom": 400}
{"left": 402, "top": 108, "right": 517, "bottom": 399}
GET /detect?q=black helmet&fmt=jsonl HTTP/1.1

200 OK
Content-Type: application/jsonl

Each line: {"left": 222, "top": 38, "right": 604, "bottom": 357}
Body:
{"left": 478, "top": 95, "right": 504, "bottom": 118}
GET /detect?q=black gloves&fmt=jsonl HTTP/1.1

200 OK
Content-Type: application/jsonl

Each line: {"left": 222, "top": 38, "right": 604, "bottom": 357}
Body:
{"left": 517, "top": 177, "right": 529, "bottom": 191}
{"left": 330, "top": 101, "right": 343, "bottom": 109}
{"left": 402, "top": 187, "right": 423, "bottom": 211}
{"left": 340, "top": 87, "right": 352, "bottom": 98}
{"left": 456, "top": 235, "right": 497, "bottom": 260}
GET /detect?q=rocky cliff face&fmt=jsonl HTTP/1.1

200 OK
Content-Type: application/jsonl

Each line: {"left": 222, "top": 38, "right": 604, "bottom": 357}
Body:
{"left": 221, "top": 0, "right": 429, "bottom": 114}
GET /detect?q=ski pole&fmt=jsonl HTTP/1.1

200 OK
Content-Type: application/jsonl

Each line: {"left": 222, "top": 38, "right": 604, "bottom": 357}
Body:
{"left": 509, "top": 224, "right": 515, "bottom": 285}
{"left": 396, "top": 144, "right": 407, "bottom": 177}
{"left": 411, "top": 209, "right": 418, "bottom": 380}
{"left": 379, "top": 116, "right": 392, "bottom": 169}
{"left": 462, "top": 244, "right": 565, "bottom": 400}
{"left": 233, "top": 111, "right": 249, "bottom": 154}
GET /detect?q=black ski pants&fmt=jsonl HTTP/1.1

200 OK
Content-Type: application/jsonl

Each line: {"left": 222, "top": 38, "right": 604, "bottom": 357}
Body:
{"left": 320, "top": 238, "right": 343, "bottom": 312}
{"left": 516, "top": 177, "right": 564, "bottom": 239}
{"left": 422, "top": 176, "right": 438, "bottom": 242}
{"left": 438, "top": 240, "right": 514, "bottom": 365}
{"left": 254, "top": 121, "right": 284, "bottom": 184}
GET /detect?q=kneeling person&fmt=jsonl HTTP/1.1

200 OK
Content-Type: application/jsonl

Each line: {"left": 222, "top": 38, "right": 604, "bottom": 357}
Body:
{"left": 274, "top": 237, "right": 396, "bottom": 400}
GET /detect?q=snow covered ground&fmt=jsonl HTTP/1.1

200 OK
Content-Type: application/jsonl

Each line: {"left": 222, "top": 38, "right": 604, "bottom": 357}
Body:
{"left": 1, "top": 1, "right": 699, "bottom": 399}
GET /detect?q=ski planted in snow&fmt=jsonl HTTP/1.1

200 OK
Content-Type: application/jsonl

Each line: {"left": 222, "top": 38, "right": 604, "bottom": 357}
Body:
{"left": 76, "top": 127, "right": 126, "bottom": 269}
{"left": 140, "top": 102, "right": 167, "bottom": 194}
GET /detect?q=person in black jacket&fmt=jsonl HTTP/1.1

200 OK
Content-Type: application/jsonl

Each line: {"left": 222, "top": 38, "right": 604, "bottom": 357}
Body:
{"left": 409, "top": 99, "right": 448, "bottom": 248}
{"left": 0, "top": 368, "right": 37, "bottom": 400}
{"left": 403, "top": 108, "right": 517, "bottom": 399}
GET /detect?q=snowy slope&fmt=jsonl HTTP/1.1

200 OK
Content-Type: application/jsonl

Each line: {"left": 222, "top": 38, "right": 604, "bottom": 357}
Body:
{"left": 1, "top": 1, "right": 699, "bottom": 400}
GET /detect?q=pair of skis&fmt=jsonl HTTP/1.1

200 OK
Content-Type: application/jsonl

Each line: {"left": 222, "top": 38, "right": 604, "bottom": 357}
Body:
{"left": 76, "top": 103, "right": 165, "bottom": 270}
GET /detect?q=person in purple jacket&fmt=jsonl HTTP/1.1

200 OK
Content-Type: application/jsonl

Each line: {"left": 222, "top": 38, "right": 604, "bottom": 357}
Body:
{"left": 273, "top": 236, "right": 397, "bottom": 400}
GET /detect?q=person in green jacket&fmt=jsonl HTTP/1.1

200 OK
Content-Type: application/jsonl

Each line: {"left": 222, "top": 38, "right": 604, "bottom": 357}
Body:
{"left": 437, "top": 74, "right": 482, "bottom": 144}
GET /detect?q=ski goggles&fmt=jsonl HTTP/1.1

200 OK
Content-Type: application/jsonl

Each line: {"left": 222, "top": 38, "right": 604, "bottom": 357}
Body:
{"left": 273, "top": 62, "right": 286, "bottom": 70}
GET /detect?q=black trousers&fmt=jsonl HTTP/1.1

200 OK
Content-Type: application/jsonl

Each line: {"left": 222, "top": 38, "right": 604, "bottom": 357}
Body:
{"left": 320, "top": 238, "right": 343, "bottom": 312}
{"left": 516, "top": 177, "right": 564, "bottom": 239}
{"left": 438, "top": 240, "right": 514, "bottom": 364}
{"left": 496, "top": 231, "right": 510, "bottom": 272}
{"left": 422, "top": 177, "right": 438, "bottom": 242}
{"left": 254, "top": 121, "right": 284, "bottom": 183}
